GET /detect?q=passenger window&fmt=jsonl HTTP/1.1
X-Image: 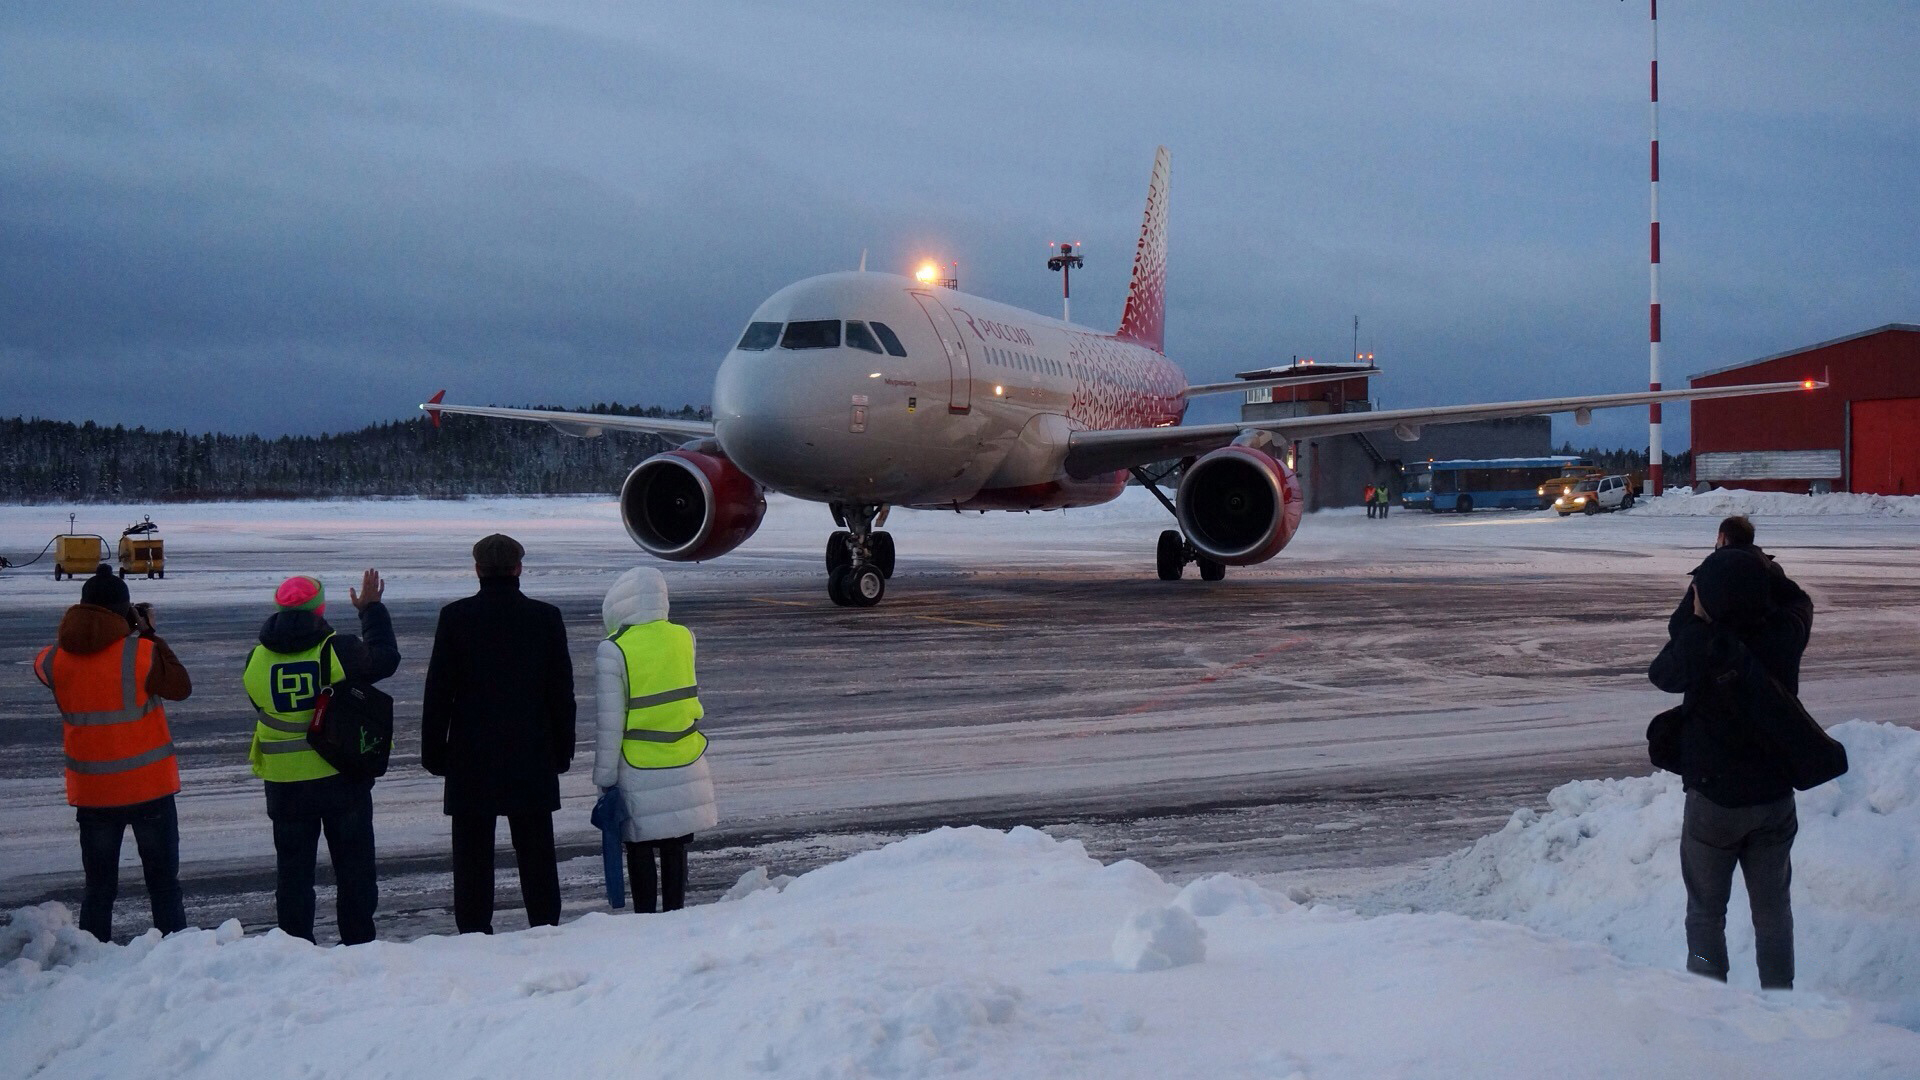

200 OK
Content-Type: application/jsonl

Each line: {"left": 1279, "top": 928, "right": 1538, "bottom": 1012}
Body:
{"left": 737, "top": 321, "right": 782, "bottom": 351}
{"left": 870, "top": 321, "right": 909, "bottom": 357}
{"left": 781, "top": 320, "right": 841, "bottom": 350}
{"left": 845, "top": 321, "right": 884, "bottom": 354}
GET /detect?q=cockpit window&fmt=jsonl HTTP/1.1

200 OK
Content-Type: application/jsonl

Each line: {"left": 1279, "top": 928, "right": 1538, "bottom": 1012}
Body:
{"left": 780, "top": 320, "right": 841, "bottom": 350}
{"left": 845, "top": 321, "right": 884, "bottom": 354}
{"left": 736, "top": 321, "right": 782, "bottom": 351}
{"left": 870, "top": 321, "right": 908, "bottom": 357}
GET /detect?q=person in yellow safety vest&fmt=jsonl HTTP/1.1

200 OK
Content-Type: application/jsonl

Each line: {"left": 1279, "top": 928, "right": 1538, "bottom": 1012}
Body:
{"left": 1375, "top": 483, "right": 1391, "bottom": 519}
{"left": 34, "top": 566, "right": 193, "bottom": 942}
{"left": 593, "top": 567, "right": 717, "bottom": 913}
{"left": 242, "top": 569, "right": 398, "bottom": 945}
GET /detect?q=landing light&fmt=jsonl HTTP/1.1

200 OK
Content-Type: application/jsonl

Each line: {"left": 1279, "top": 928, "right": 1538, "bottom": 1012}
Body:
{"left": 994, "top": 385, "right": 1004, "bottom": 396}
{"left": 869, "top": 372, "right": 882, "bottom": 378}
{"left": 915, "top": 262, "right": 940, "bottom": 284}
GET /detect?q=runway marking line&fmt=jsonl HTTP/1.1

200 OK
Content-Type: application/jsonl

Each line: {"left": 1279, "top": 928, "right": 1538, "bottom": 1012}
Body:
{"left": 746, "top": 595, "right": 1004, "bottom": 628}
{"left": 1125, "top": 634, "right": 1310, "bottom": 716}
{"left": 911, "top": 614, "right": 1005, "bottom": 629}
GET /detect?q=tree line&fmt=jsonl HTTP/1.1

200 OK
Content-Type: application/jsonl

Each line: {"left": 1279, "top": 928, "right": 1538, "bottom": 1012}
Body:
{"left": 0, "top": 406, "right": 709, "bottom": 503}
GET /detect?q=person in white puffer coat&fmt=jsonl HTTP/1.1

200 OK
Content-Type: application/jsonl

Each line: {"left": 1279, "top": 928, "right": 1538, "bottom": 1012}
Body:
{"left": 593, "top": 567, "right": 717, "bottom": 912}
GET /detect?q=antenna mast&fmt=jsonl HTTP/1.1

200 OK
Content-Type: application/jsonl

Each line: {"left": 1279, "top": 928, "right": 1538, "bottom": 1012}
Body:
{"left": 1647, "top": 0, "right": 1664, "bottom": 496}
{"left": 1048, "top": 243, "right": 1084, "bottom": 322}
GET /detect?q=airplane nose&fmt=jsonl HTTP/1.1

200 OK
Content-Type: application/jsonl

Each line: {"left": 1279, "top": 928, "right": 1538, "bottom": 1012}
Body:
{"left": 714, "top": 349, "right": 869, "bottom": 492}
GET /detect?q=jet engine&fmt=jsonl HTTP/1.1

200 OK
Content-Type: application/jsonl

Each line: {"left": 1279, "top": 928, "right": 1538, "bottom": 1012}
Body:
{"left": 619, "top": 449, "right": 767, "bottom": 562}
{"left": 1175, "top": 442, "right": 1304, "bottom": 565}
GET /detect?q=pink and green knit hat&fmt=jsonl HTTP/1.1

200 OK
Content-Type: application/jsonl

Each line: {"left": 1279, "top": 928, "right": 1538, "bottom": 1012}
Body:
{"left": 274, "top": 575, "right": 326, "bottom": 616}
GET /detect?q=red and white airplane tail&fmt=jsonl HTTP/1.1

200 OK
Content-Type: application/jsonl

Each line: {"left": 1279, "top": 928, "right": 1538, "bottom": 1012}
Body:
{"left": 1116, "top": 145, "right": 1169, "bottom": 353}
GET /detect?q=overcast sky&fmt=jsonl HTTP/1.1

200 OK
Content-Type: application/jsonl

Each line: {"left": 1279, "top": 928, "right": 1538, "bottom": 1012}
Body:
{"left": 4, "top": 1, "right": 1914, "bottom": 449}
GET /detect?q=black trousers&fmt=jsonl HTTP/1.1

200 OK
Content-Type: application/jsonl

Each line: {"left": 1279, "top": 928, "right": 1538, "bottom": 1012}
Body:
{"left": 1682, "top": 791, "right": 1797, "bottom": 989}
{"left": 451, "top": 811, "right": 561, "bottom": 933}
{"left": 265, "top": 775, "right": 378, "bottom": 946}
{"left": 626, "top": 835, "right": 693, "bottom": 913}
{"left": 76, "top": 795, "right": 187, "bottom": 943}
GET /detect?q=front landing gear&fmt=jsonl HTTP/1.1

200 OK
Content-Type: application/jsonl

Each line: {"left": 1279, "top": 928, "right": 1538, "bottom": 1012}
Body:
{"left": 826, "top": 503, "right": 892, "bottom": 607}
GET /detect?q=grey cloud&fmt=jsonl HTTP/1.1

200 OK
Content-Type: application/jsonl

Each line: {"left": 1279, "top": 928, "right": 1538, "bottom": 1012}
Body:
{"left": 2, "top": 0, "right": 1913, "bottom": 452}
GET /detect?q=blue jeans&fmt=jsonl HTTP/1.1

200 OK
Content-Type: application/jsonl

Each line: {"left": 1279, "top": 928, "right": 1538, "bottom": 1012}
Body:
{"left": 76, "top": 795, "right": 187, "bottom": 943}
{"left": 265, "top": 775, "right": 378, "bottom": 945}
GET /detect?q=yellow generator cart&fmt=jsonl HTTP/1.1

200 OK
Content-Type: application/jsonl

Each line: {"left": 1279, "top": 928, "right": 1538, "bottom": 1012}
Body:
{"left": 118, "top": 517, "right": 165, "bottom": 579}
{"left": 52, "top": 534, "right": 109, "bottom": 580}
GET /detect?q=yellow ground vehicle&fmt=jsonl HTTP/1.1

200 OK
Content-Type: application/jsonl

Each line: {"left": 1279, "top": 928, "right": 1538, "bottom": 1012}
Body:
{"left": 1537, "top": 466, "right": 1604, "bottom": 503}
{"left": 52, "top": 534, "right": 110, "bottom": 580}
{"left": 118, "top": 517, "right": 165, "bottom": 579}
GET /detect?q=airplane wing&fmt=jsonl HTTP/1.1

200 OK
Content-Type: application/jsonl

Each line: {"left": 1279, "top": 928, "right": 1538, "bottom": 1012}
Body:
{"left": 1181, "top": 368, "right": 1380, "bottom": 398}
{"left": 1063, "top": 379, "right": 1819, "bottom": 479}
{"left": 420, "top": 393, "right": 715, "bottom": 440}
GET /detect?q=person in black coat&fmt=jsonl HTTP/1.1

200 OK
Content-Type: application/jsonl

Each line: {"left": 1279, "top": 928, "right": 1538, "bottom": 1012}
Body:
{"left": 1648, "top": 516, "right": 1815, "bottom": 990}
{"left": 422, "top": 534, "right": 577, "bottom": 933}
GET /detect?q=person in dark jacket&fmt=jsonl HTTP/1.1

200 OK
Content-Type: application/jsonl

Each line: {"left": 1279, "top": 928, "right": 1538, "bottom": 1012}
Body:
{"left": 34, "top": 567, "right": 193, "bottom": 942}
{"left": 243, "top": 570, "right": 399, "bottom": 945}
{"left": 1648, "top": 518, "right": 1814, "bottom": 990}
{"left": 422, "top": 534, "right": 577, "bottom": 933}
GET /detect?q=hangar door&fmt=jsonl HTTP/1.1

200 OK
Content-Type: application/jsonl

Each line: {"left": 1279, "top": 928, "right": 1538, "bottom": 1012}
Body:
{"left": 1850, "top": 397, "right": 1920, "bottom": 495}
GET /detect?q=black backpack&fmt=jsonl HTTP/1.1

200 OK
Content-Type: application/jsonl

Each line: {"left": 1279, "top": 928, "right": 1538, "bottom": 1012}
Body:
{"left": 307, "top": 637, "right": 394, "bottom": 782}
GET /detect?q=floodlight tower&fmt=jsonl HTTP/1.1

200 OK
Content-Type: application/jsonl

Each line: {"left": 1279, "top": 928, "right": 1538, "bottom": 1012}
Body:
{"left": 1047, "top": 242, "right": 1084, "bottom": 322}
{"left": 1647, "top": 0, "right": 1664, "bottom": 495}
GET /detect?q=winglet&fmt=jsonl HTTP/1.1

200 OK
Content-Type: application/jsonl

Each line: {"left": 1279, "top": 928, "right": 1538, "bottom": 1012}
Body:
{"left": 423, "top": 389, "right": 446, "bottom": 428}
{"left": 1116, "top": 146, "right": 1169, "bottom": 353}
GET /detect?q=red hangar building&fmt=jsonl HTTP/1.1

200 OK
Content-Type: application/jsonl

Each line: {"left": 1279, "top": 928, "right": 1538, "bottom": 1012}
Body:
{"left": 1689, "top": 323, "right": 1920, "bottom": 495}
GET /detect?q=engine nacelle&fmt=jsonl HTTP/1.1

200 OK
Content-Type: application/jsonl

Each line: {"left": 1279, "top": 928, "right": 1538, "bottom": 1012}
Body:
{"left": 619, "top": 449, "right": 767, "bottom": 562}
{"left": 1175, "top": 444, "right": 1304, "bottom": 565}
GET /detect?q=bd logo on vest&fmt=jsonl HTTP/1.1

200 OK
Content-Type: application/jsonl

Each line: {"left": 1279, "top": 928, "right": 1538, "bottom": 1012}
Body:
{"left": 271, "top": 662, "right": 322, "bottom": 713}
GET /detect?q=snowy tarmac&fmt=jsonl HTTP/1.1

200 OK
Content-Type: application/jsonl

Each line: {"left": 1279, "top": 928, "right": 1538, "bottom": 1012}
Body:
{"left": 3, "top": 491, "right": 1917, "bottom": 943}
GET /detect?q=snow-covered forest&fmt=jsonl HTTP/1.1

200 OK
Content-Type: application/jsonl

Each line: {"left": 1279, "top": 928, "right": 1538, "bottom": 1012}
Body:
{"left": 0, "top": 406, "right": 707, "bottom": 502}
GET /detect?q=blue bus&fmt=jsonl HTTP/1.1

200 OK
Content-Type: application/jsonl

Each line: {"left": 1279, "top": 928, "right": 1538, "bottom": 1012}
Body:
{"left": 1402, "top": 456, "right": 1588, "bottom": 513}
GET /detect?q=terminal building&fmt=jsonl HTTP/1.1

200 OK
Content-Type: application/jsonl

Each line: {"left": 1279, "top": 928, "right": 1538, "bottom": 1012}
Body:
{"left": 1238, "top": 362, "right": 1549, "bottom": 511}
{"left": 1689, "top": 323, "right": 1920, "bottom": 495}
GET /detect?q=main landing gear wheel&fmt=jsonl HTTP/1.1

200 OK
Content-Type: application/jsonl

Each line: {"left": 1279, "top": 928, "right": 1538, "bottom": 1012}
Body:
{"left": 871, "top": 531, "right": 895, "bottom": 579}
{"left": 830, "top": 563, "right": 885, "bottom": 607}
{"left": 826, "top": 531, "right": 853, "bottom": 574}
{"left": 1197, "top": 556, "right": 1227, "bottom": 581}
{"left": 1156, "top": 530, "right": 1187, "bottom": 580}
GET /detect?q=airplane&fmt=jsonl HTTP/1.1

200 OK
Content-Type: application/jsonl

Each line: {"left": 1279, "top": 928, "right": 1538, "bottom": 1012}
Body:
{"left": 423, "top": 147, "right": 1817, "bottom": 607}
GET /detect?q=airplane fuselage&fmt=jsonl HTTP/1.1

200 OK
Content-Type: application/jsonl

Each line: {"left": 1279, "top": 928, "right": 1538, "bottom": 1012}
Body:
{"left": 713, "top": 271, "right": 1187, "bottom": 510}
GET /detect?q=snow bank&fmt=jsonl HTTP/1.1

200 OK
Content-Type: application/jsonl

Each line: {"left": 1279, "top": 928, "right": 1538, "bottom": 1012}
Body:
{"left": 1636, "top": 488, "right": 1920, "bottom": 517}
{"left": 1375, "top": 721, "right": 1920, "bottom": 1027}
{"left": 6, "top": 825, "right": 1918, "bottom": 1078}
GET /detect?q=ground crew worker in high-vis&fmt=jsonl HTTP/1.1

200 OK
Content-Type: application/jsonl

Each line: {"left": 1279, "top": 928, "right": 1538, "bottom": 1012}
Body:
{"left": 34, "top": 565, "right": 193, "bottom": 943}
{"left": 243, "top": 569, "right": 398, "bottom": 945}
{"left": 593, "top": 567, "right": 717, "bottom": 913}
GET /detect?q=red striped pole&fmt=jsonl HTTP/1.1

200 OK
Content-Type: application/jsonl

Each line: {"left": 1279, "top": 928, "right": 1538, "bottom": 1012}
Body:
{"left": 1647, "top": 0, "right": 1663, "bottom": 495}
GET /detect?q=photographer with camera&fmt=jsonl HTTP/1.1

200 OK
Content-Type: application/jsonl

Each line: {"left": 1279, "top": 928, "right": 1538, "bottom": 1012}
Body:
{"left": 32, "top": 565, "right": 193, "bottom": 942}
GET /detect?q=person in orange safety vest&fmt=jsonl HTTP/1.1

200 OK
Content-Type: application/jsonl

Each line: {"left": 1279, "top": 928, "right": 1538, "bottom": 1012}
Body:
{"left": 33, "top": 565, "right": 194, "bottom": 942}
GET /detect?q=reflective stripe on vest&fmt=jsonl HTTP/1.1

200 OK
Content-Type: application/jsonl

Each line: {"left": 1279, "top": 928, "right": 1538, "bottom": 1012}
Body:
{"left": 613, "top": 621, "right": 707, "bottom": 769}
{"left": 45, "top": 635, "right": 180, "bottom": 808}
{"left": 243, "top": 636, "right": 345, "bottom": 783}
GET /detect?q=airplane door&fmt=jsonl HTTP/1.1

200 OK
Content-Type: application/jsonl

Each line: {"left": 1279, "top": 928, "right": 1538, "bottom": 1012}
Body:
{"left": 911, "top": 292, "right": 973, "bottom": 414}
